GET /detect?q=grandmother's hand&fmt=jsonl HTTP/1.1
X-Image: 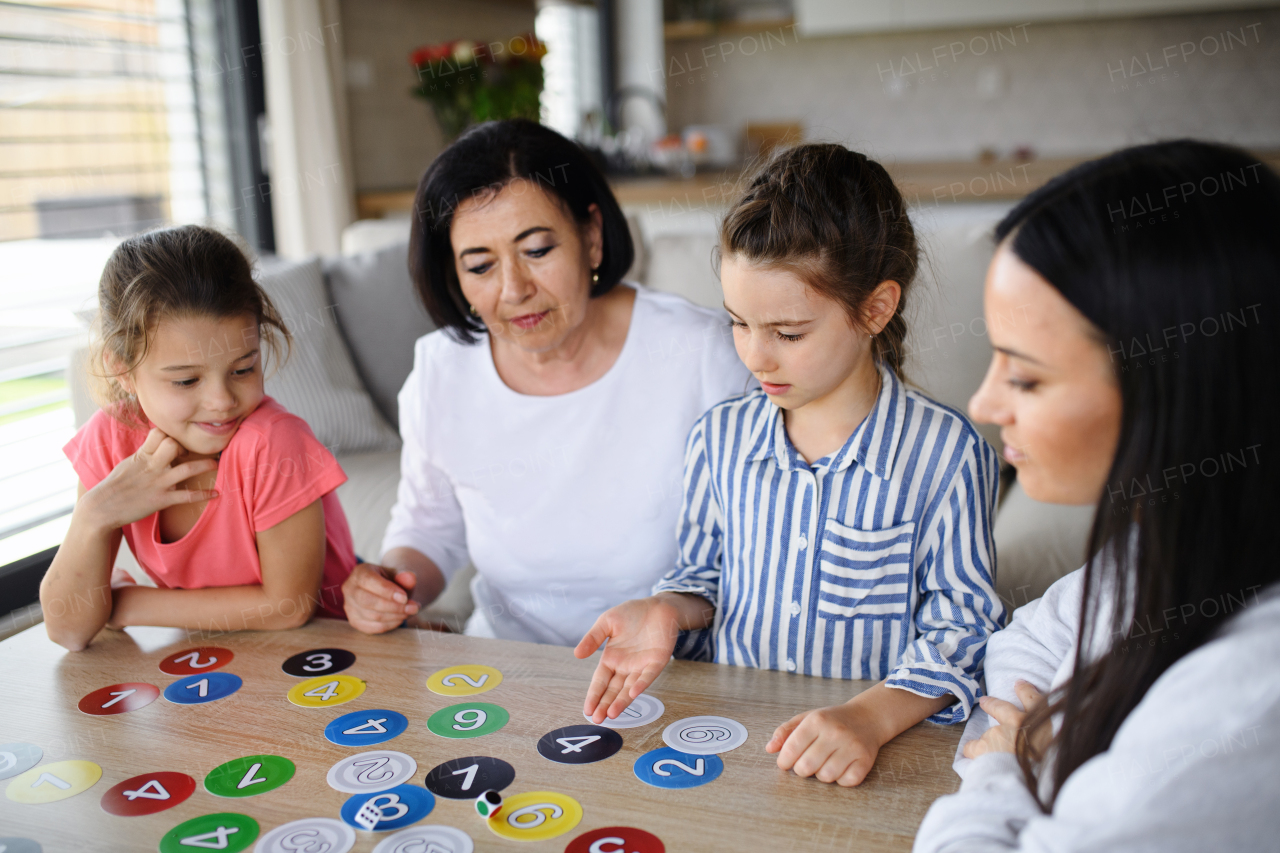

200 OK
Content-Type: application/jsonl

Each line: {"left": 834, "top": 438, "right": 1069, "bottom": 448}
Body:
{"left": 342, "top": 562, "right": 420, "bottom": 634}
{"left": 963, "top": 680, "right": 1047, "bottom": 759}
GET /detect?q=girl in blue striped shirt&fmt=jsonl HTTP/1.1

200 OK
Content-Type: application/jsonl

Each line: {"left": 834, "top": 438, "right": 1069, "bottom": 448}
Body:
{"left": 577, "top": 144, "right": 1005, "bottom": 786}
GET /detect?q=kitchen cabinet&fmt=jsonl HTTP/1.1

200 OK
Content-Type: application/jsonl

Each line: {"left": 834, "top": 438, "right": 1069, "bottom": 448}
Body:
{"left": 796, "top": 0, "right": 1270, "bottom": 37}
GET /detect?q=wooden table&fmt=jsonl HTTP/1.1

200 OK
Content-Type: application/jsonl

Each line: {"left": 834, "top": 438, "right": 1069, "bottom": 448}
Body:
{"left": 0, "top": 620, "right": 962, "bottom": 852}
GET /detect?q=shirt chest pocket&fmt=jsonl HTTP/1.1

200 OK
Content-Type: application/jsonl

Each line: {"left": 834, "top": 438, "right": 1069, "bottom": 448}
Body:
{"left": 816, "top": 518, "right": 916, "bottom": 621}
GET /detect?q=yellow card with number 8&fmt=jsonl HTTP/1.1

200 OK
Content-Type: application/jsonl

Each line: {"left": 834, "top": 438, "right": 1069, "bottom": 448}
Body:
{"left": 287, "top": 675, "right": 365, "bottom": 708}
{"left": 426, "top": 664, "right": 503, "bottom": 696}
{"left": 488, "top": 791, "right": 583, "bottom": 841}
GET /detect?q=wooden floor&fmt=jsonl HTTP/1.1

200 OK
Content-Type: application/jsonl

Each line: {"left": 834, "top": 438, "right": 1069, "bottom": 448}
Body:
{"left": 0, "top": 619, "right": 962, "bottom": 852}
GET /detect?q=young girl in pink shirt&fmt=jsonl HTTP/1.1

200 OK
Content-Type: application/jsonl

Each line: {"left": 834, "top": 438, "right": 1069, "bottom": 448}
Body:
{"left": 42, "top": 225, "right": 357, "bottom": 650}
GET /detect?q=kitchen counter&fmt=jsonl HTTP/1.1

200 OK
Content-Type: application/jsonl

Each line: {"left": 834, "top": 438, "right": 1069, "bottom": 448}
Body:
{"left": 356, "top": 152, "right": 1280, "bottom": 218}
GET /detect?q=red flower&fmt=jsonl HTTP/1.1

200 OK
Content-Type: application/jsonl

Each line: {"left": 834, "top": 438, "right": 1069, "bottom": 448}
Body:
{"left": 410, "top": 40, "right": 456, "bottom": 66}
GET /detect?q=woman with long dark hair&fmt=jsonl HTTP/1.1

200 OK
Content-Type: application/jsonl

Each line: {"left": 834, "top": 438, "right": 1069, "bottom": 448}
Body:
{"left": 914, "top": 140, "right": 1279, "bottom": 850}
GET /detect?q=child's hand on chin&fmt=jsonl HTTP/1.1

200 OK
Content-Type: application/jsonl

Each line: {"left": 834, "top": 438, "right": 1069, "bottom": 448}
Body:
{"left": 766, "top": 697, "right": 888, "bottom": 787}
{"left": 85, "top": 428, "right": 218, "bottom": 531}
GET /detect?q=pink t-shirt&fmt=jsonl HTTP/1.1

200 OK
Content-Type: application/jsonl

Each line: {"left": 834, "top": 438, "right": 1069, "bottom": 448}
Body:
{"left": 63, "top": 396, "right": 355, "bottom": 619}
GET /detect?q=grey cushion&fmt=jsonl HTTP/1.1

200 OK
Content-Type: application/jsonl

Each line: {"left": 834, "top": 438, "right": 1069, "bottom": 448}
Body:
{"left": 643, "top": 232, "right": 723, "bottom": 309}
{"left": 325, "top": 242, "right": 435, "bottom": 426}
{"left": 258, "top": 256, "right": 401, "bottom": 452}
{"left": 903, "top": 204, "right": 1013, "bottom": 455}
{"left": 993, "top": 480, "right": 1095, "bottom": 611}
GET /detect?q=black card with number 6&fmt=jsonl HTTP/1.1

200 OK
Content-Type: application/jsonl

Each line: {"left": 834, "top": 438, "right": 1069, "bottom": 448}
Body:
{"left": 536, "top": 724, "right": 623, "bottom": 765}
{"left": 423, "top": 756, "right": 515, "bottom": 799}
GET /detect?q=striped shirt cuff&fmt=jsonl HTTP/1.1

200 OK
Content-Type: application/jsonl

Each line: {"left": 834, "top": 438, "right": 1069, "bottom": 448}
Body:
{"left": 885, "top": 664, "right": 980, "bottom": 725}
{"left": 652, "top": 578, "right": 719, "bottom": 607}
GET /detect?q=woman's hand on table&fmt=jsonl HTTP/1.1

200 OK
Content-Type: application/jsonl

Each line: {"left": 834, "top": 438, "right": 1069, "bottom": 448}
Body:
{"left": 342, "top": 562, "right": 420, "bottom": 633}
{"left": 575, "top": 594, "right": 696, "bottom": 724}
{"left": 963, "top": 680, "right": 1048, "bottom": 759}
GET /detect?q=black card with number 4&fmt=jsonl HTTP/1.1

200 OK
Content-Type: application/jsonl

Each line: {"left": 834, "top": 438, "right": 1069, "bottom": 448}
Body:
{"left": 536, "top": 724, "right": 623, "bottom": 765}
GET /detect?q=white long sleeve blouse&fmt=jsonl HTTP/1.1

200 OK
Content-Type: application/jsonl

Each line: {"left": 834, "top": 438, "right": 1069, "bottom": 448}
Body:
{"left": 915, "top": 566, "right": 1280, "bottom": 853}
{"left": 381, "top": 284, "right": 751, "bottom": 646}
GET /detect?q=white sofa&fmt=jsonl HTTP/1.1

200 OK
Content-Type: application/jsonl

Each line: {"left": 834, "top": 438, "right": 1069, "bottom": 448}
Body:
{"left": 69, "top": 205, "right": 1093, "bottom": 634}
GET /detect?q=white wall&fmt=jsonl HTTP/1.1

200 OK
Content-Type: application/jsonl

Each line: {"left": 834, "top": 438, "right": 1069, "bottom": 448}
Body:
{"left": 665, "top": 7, "right": 1280, "bottom": 162}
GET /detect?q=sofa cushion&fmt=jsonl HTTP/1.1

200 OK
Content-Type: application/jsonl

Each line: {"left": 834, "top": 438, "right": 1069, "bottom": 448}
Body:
{"left": 335, "top": 448, "right": 475, "bottom": 632}
{"left": 903, "top": 203, "right": 1012, "bottom": 455}
{"left": 325, "top": 242, "right": 435, "bottom": 426}
{"left": 993, "top": 480, "right": 1095, "bottom": 611}
{"left": 258, "top": 256, "right": 401, "bottom": 452}
{"left": 643, "top": 231, "right": 723, "bottom": 309}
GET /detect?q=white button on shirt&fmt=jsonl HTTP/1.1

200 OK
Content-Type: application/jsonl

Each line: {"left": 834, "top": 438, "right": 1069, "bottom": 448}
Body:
{"left": 381, "top": 285, "right": 751, "bottom": 646}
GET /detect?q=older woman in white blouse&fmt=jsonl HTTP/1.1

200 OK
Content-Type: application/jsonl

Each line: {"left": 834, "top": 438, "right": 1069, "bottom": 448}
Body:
{"left": 341, "top": 120, "right": 748, "bottom": 644}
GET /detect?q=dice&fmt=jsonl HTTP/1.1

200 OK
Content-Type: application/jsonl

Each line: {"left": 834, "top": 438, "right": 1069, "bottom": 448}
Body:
{"left": 474, "top": 789, "right": 503, "bottom": 819}
{"left": 354, "top": 797, "right": 382, "bottom": 830}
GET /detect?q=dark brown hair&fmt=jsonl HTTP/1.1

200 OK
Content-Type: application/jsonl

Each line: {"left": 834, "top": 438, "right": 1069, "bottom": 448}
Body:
{"left": 90, "top": 224, "right": 290, "bottom": 424}
{"left": 719, "top": 143, "right": 918, "bottom": 375}
{"left": 410, "top": 118, "right": 634, "bottom": 344}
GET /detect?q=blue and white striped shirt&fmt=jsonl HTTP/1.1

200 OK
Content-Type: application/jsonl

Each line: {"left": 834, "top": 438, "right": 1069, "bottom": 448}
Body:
{"left": 654, "top": 364, "right": 1006, "bottom": 724}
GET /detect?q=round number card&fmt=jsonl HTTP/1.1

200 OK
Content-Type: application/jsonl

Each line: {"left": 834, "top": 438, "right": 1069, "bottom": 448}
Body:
{"left": 282, "top": 648, "right": 355, "bottom": 677}
{"left": 205, "top": 755, "right": 295, "bottom": 798}
{"left": 5, "top": 760, "right": 101, "bottom": 804}
{"left": 586, "top": 693, "right": 666, "bottom": 729}
{"left": 536, "top": 725, "right": 623, "bottom": 765}
{"left": 633, "top": 747, "right": 723, "bottom": 790}
{"left": 426, "top": 702, "right": 509, "bottom": 739}
{"left": 426, "top": 664, "right": 502, "bottom": 696}
{"left": 339, "top": 784, "right": 435, "bottom": 832}
{"left": 326, "top": 750, "right": 417, "bottom": 794}
{"left": 159, "top": 813, "right": 258, "bottom": 853}
{"left": 0, "top": 743, "right": 42, "bottom": 780}
{"left": 78, "top": 682, "right": 159, "bottom": 716}
{"left": 287, "top": 674, "right": 365, "bottom": 708}
{"left": 661, "top": 715, "right": 748, "bottom": 755}
{"left": 159, "top": 647, "right": 233, "bottom": 675}
{"left": 0, "top": 838, "right": 41, "bottom": 853}
{"left": 373, "top": 826, "right": 473, "bottom": 853}
{"left": 566, "top": 827, "right": 665, "bottom": 853}
{"left": 163, "top": 672, "right": 242, "bottom": 705}
{"left": 487, "top": 791, "right": 582, "bottom": 842}
{"left": 325, "top": 709, "right": 409, "bottom": 747}
{"left": 423, "top": 756, "right": 515, "bottom": 799}
{"left": 100, "top": 771, "right": 195, "bottom": 816}
{"left": 255, "top": 817, "right": 355, "bottom": 853}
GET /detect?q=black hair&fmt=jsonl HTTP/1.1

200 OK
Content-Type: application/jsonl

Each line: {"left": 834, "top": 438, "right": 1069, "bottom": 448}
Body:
{"left": 997, "top": 140, "right": 1279, "bottom": 807}
{"left": 408, "top": 118, "right": 635, "bottom": 343}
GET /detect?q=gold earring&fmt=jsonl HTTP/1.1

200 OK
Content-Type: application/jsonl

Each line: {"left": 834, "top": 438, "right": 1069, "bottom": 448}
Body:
{"left": 469, "top": 304, "right": 478, "bottom": 316}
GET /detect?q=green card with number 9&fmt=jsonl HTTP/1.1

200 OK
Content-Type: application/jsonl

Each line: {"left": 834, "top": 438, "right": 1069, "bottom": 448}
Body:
{"left": 427, "top": 702, "right": 510, "bottom": 739}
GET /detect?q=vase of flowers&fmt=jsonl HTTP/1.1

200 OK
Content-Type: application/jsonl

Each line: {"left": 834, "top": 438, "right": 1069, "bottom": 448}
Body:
{"left": 410, "top": 34, "right": 546, "bottom": 139}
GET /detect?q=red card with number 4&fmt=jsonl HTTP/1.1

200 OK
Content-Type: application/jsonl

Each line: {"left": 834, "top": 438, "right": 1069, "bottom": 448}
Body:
{"left": 101, "top": 771, "right": 195, "bottom": 816}
{"left": 159, "top": 647, "right": 233, "bottom": 675}
{"left": 78, "top": 682, "right": 160, "bottom": 715}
